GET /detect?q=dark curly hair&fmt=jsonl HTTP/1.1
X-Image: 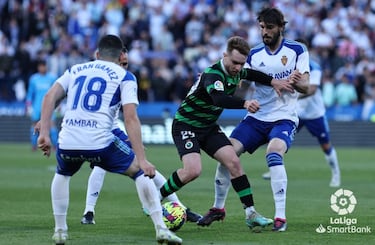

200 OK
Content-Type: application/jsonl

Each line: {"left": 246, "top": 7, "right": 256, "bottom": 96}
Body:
{"left": 257, "top": 7, "right": 288, "bottom": 27}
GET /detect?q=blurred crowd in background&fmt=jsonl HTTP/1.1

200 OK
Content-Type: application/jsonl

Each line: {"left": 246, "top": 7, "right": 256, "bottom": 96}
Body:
{"left": 0, "top": 0, "right": 375, "bottom": 120}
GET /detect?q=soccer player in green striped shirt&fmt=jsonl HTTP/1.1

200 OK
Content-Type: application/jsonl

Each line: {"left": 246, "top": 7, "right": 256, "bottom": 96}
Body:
{"left": 160, "top": 36, "right": 296, "bottom": 230}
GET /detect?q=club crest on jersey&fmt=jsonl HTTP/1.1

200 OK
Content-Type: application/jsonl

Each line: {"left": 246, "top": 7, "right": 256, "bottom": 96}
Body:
{"left": 185, "top": 140, "right": 193, "bottom": 149}
{"left": 281, "top": 55, "right": 288, "bottom": 66}
{"left": 214, "top": 80, "right": 224, "bottom": 91}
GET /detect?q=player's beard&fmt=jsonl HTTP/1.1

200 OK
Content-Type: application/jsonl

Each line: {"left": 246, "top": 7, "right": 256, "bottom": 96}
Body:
{"left": 263, "top": 31, "right": 281, "bottom": 50}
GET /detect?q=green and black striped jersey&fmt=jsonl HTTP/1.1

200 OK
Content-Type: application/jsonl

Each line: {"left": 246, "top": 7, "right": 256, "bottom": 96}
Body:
{"left": 175, "top": 60, "right": 271, "bottom": 128}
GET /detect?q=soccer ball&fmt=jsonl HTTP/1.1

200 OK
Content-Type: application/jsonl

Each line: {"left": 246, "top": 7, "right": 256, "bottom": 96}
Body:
{"left": 162, "top": 201, "right": 187, "bottom": 232}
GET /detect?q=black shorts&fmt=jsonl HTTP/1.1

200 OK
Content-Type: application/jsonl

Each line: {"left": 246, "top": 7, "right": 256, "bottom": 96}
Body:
{"left": 172, "top": 120, "right": 231, "bottom": 159}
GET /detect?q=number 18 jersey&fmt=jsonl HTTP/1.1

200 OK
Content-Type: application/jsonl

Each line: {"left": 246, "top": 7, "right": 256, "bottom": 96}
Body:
{"left": 56, "top": 60, "right": 138, "bottom": 150}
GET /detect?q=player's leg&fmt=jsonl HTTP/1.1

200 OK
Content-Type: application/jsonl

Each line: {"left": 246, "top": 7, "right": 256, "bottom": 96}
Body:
{"left": 51, "top": 173, "right": 70, "bottom": 244}
{"left": 151, "top": 170, "right": 202, "bottom": 222}
{"left": 267, "top": 121, "right": 296, "bottom": 232}
{"left": 81, "top": 166, "right": 107, "bottom": 224}
{"left": 197, "top": 162, "right": 229, "bottom": 226}
{"left": 114, "top": 127, "right": 201, "bottom": 222}
{"left": 214, "top": 144, "right": 272, "bottom": 230}
{"left": 199, "top": 119, "right": 272, "bottom": 228}
{"left": 266, "top": 141, "right": 288, "bottom": 232}
{"left": 106, "top": 137, "right": 182, "bottom": 244}
{"left": 127, "top": 161, "right": 182, "bottom": 243}
{"left": 322, "top": 144, "right": 340, "bottom": 187}
{"left": 51, "top": 149, "right": 84, "bottom": 244}
{"left": 159, "top": 121, "right": 202, "bottom": 199}
{"left": 160, "top": 152, "right": 201, "bottom": 196}
{"left": 198, "top": 135, "right": 242, "bottom": 226}
{"left": 304, "top": 117, "right": 341, "bottom": 187}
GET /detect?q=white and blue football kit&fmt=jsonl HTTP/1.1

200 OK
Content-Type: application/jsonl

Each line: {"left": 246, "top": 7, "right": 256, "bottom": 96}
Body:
{"left": 296, "top": 59, "right": 341, "bottom": 187}
{"left": 297, "top": 59, "right": 330, "bottom": 144}
{"left": 55, "top": 60, "right": 140, "bottom": 177}
{"left": 228, "top": 38, "right": 309, "bottom": 224}
{"left": 231, "top": 39, "right": 310, "bottom": 152}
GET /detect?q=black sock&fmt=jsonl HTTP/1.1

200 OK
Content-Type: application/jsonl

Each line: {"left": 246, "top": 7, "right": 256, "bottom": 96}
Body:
{"left": 231, "top": 174, "right": 254, "bottom": 208}
{"left": 160, "top": 171, "right": 184, "bottom": 198}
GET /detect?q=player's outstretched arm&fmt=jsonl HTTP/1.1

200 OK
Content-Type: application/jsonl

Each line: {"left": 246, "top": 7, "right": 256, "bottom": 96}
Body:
{"left": 245, "top": 68, "right": 294, "bottom": 96}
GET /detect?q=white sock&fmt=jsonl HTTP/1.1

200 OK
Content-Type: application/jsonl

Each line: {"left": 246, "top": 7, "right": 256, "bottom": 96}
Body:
{"left": 213, "top": 163, "right": 231, "bottom": 209}
{"left": 325, "top": 148, "right": 340, "bottom": 177}
{"left": 84, "top": 166, "right": 106, "bottom": 214}
{"left": 152, "top": 170, "right": 183, "bottom": 207}
{"left": 269, "top": 165, "right": 287, "bottom": 220}
{"left": 51, "top": 173, "right": 70, "bottom": 231}
{"left": 134, "top": 175, "right": 166, "bottom": 229}
{"left": 83, "top": 166, "right": 106, "bottom": 214}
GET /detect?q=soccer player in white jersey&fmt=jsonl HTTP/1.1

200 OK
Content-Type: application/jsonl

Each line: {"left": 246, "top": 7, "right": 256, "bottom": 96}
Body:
{"left": 295, "top": 39, "right": 341, "bottom": 187}
{"left": 37, "top": 35, "right": 182, "bottom": 245}
{"left": 263, "top": 39, "right": 341, "bottom": 187}
{"left": 198, "top": 7, "right": 309, "bottom": 232}
{"left": 81, "top": 48, "right": 202, "bottom": 225}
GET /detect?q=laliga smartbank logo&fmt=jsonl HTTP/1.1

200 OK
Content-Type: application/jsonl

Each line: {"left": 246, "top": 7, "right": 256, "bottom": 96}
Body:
{"left": 330, "top": 188, "right": 357, "bottom": 215}
{"left": 316, "top": 188, "right": 372, "bottom": 234}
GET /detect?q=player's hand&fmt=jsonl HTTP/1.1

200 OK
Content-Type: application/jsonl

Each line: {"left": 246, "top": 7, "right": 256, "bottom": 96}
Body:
{"left": 288, "top": 69, "right": 309, "bottom": 93}
{"left": 139, "top": 159, "right": 156, "bottom": 178}
{"left": 244, "top": 99, "right": 260, "bottom": 113}
{"left": 37, "top": 135, "right": 52, "bottom": 157}
{"left": 289, "top": 69, "right": 302, "bottom": 85}
{"left": 271, "top": 79, "right": 295, "bottom": 96}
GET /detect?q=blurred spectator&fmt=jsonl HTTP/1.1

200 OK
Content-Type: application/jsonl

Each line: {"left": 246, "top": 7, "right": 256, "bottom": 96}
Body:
{"left": 138, "top": 66, "right": 152, "bottom": 102}
{"left": 311, "top": 26, "right": 334, "bottom": 51}
{"left": 337, "top": 35, "right": 357, "bottom": 62}
{"left": 355, "top": 65, "right": 372, "bottom": 104}
{"left": 361, "top": 69, "right": 375, "bottom": 120}
{"left": 13, "top": 41, "right": 32, "bottom": 86}
{"left": 13, "top": 79, "right": 26, "bottom": 102}
{"left": 334, "top": 74, "right": 358, "bottom": 106}
{"left": 48, "top": 45, "right": 68, "bottom": 77}
{"left": 149, "top": 6, "right": 167, "bottom": 44}
{"left": 150, "top": 59, "right": 173, "bottom": 101}
{"left": 151, "top": 69, "right": 169, "bottom": 101}
{"left": 185, "top": 13, "right": 204, "bottom": 46}
{"left": 322, "top": 72, "right": 335, "bottom": 108}
{"left": 334, "top": 61, "right": 356, "bottom": 84}
{"left": 104, "top": 0, "right": 124, "bottom": 36}
{"left": 0, "top": 0, "right": 374, "bottom": 123}
{"left": 168, "top": 65, "right": 194, "bottom": 103}
{"left": 152, "top": 25, "right": 175, "bottom": 51}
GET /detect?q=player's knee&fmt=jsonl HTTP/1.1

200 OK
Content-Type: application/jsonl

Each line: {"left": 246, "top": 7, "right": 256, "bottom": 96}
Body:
{"left": 224, "top": 157, "right": 243, "bottom": 178}
{"left": 181, "top": 162, "right": 201, "bottom": 181}
{"left": 267, "top": 139, "right": 287, "bottom": 154}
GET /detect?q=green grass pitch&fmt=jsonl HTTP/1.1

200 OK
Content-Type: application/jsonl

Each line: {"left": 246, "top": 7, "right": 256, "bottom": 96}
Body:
{"left": 0, "top": 143, "right": 374, "bottom": 244}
